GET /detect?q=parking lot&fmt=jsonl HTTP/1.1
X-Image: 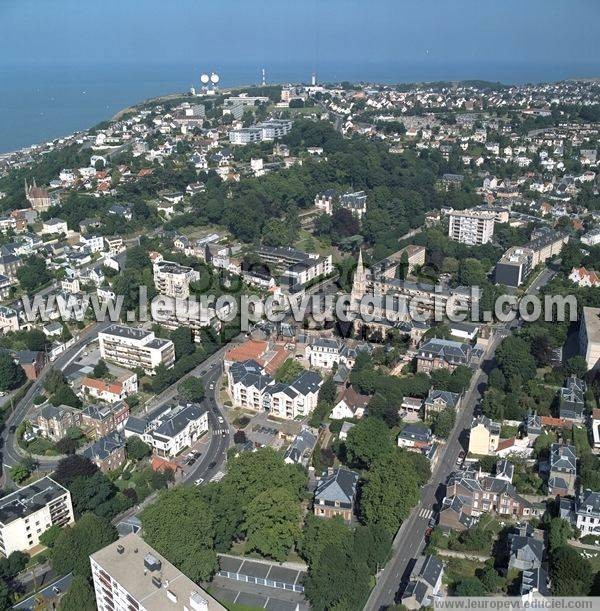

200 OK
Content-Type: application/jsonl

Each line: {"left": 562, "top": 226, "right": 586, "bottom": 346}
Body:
{"left": 211, "top": 554, "right": 308, "bottom": 611}
{"left": 238, "top": 411, "right": 302, "bottom": 449}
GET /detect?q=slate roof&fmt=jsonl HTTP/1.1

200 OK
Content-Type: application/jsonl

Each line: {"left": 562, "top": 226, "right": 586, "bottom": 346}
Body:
{"left": 151, "top": 403, "right": 206, "bottom": 440}
{"left": 82, "top": 431, "right": 125, "bottom": 462}
{"left": 314, "top": 468, "right": 359, "bottom": 506}
{"left": 425, "top": 388, "right": 460, "bottom": 409}
{"left": 418, "top": 338, "right": 472, "bottom": 366}
{"left": 550, "top": 443, "right": 577, "bottom": 474}
{"left": 284, "top": 427, "right": 317, "bottom": 464}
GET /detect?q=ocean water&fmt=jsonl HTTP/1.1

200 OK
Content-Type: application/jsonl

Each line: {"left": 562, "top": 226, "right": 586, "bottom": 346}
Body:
{"left": 1, "top": 59, "right": 599, "bottom": 154}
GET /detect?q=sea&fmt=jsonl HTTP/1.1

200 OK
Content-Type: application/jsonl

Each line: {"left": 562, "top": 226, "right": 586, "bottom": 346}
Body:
{"left": 1, "top": 59, "right": 599, "bottom": 155}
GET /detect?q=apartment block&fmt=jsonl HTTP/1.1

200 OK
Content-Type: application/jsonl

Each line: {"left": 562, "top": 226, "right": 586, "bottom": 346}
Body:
{"left": 153, "top": 260, "right": 199, "bottom": 299}
{"left": 448, "top": 210, "right": 495, "bottom": 245}
{"left": 98, "top": 325, "right": 175, "bottom": 375}
{"left": 90, "top": 533, "right": 225, "bottom": 611}
{"left": 0, "top": 477, "right": 74, "bottom": 556}
{"left": 580, "top": 306, "right": 600, "bottom": 372}
{"left": 495, "top": 247, "right": 533, "bottom": 288}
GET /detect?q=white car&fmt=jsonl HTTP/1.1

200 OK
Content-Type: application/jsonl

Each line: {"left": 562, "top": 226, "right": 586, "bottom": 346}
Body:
{"left": 217, "top": 416, "right": 224, "bottom": 424}
{"left": 194, "top": 478, "right": 204, "bottom": 486}
{"left": 209, "top": 383, "right": 214, "bottom": 390}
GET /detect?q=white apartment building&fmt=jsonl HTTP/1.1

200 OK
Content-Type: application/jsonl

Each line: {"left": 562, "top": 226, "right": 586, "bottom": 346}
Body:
{"left": 98, "top": 325, "right": 175, "bottom": 374}
{"left": 229, "top": 127, "right": 263, "bottom": 145}
{"left": 305, "top": 337, "right": 370, "bottom": 370}
{"left": 81, "top": 234, "right": 105, "bottom": 253}
{"left": 153, "top": 260, "right": 199, "bottom": 299}
{"left": 41, "top": 218, "right": 68, "bottom": 236}
{"left": 574, "top": 491, "right": 600, "bottom": 536}
{"left": 227, "top": 360, "right": 322, "bottom": 419}
{"left": 90, "top": 533, "right": 225, "bottom": 611}
{"left": 448, "top": 210, "right": 495, "bottom": 245}
{"left": 281, "top": 254, "right": 333, "bottom": 288}
{"left": 0, "top": 477, "right": 74, "bottom": 557}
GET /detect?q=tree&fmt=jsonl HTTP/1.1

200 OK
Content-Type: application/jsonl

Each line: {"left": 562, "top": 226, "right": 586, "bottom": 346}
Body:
{"left": 55, "top": 437, "right": 77, "bottom": 455}
{"left": 565, "top": 356, "right": 588, "bottom": 378}
{"left": 16, "top": 256, "right": 51, "bottom": 292}
{"left": 397, "top": 251, "right": 409, "bottom": 280}
{"left": 496, "top": 336, "right": 536, "bottom": 387}
{"left": 550, "top": 545, "right": 592, "bottom": 596}
{"left": 170, "top": 327, "right": 195, "bottom": 359}
{"left": 39, "top": 524, "right": 62, "bottom": 549}
{"left": 92, "top": 359, "right": 109, "bottom": 379}
{"left": 58, "top": 575, "right": 96, "bottom": 611}
{"left": 345, "top": 418, "right": 392, "bottom": 469}
{"left": 44, "top": 368, "right": 66, "bottom": 395}
{"left": 431, "top": 408, "right": 455, "bottom": 439}
{"left": 50, "top": 383, "right": 82, "bottom": 408}
{"left": 141, "top": 486, "right": 218, "bottom": 582}
{"left": 476, "top": 563, "right": 506, "bottom": 593}
{"left": 177, "top": 376, "right": 205, "bottom": 403}
{"left": 244, "top": 487, "right": 300, "bottom": 562}
{"left": 299, "top": 514, "right": 352, "bottom": 567}
{"left": 547, "top": 517, "right": 573, "bottom": 553}
{"left": 481, "top": 387, "right": 506, "bottom": 421}
{"left": 454, "top": 576, "right": 486, "bottom": 596}
{"left": 0, "top": 352, "right": 25, "bottom": 391}
{"left": 51, "top": 513, "right": 118, "bottom": 578}
{"left": 10, "top": 462, "right": 30, "bottom": 484}
{"left": 68, "top": 472, "right": 116, "bottom": 516}
{"left": 274, "top": 358, "right": 305, "bottom": 383}
{"left": 360, "top": 450, "right": 420, "bottom": 533}
{"left": 318, "top": 376, "right": 336, "bottom": 406}
{"left": 126, "top": 435, "right": 151, "bottom": 461}
{"left": 54, "top": 455, "right": 99, "bottom": 487}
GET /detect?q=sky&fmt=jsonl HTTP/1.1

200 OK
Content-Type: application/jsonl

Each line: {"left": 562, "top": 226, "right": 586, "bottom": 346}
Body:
{"left": 1, "top": 0, "right": 600, "bottom": 78}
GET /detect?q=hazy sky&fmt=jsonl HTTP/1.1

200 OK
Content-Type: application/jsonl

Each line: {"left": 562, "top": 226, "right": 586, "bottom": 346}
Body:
{"left": 2, "top": 0, "right": 600, "bottom": 74}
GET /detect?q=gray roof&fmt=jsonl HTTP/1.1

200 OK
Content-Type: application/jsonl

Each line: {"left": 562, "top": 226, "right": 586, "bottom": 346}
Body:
{"left": 399, "top": 423, "right": 432, "bottom": 442}
{"left": 284, "top": 428, "right": 317, "bottom": 464}
{"left": 151, "top": 403, "right": 207, "bottom": 440}
{"left": 425, "top": 388, "right": 460, "bottom": 409}
{"left": 0, "top": 477, "right": 68, "bottom": 524}
{"left": 550, "top": 443, "right": 577, "bottom": 474}
{"left": 314, "top": 468, "right": 359, "bottom": 506}
{"left": 82, "top": 431, "right": 125, "bottom": 462}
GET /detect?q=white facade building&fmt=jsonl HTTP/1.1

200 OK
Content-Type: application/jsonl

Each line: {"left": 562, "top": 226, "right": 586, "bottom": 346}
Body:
{"left": 153, "top": 260, "right": 199, "bottom": 299}
{"left": 98, "top": 325, "right": 175, "bottom": 374}
{"left": 0, "top": 477, "right": 74, "bottom": 556}
{"left": 448, "top": 210, "right": 495, "bottom": 245}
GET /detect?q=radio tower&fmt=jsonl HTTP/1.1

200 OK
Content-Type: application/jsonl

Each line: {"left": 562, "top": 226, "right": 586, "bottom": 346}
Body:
{"left": 261, "top": 68, "right": 266, "bottom": 86}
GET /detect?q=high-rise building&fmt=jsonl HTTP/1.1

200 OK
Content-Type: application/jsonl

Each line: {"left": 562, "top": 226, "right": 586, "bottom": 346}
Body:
{"left": 90, "top": 533, "right": 225, "bottom": 611}
{"left": 153, "top": 260, "right": 199, "bottom": 299}
{"left": 0, "top": 477, "right": 74, "bottom": 556}
{"left": 448, "top": 210, "right": 495, "bottom": 245}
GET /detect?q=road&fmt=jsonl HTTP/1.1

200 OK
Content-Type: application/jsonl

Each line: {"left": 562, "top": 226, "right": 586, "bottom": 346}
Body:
{"left": 365, "top": 267, "right": 557, "bottom": 610}
{"left": 1, "top": 320, "right": 113, "bottom": 477}
{"left": 13, "top": 573, "right": 73, "bottom": 610}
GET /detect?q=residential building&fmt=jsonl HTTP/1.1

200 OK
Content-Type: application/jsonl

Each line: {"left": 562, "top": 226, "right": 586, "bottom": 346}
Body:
{"left": 126, "top": 402, "right": 209, "bottom": 458}
{"left": 548, "top": 443, "right": 577, "bottom": 496}
{"left": 263, "top": 370, "right": 322, "bottom": 420}
{"left": 0, "top": 253, "right": 22, "bottom": 277}
{"left": 80, "top": 402, "right": 130, "bottom": 439}
{"left": 423, "top": 389, "right": 460, "bottom": 418}
{"left": 468, "top": 415, "right": 501, "bottom": 456}
{"left": 24, "top": 179, "right": 52, "bottom": 212}
{"left": 90, "top": 533, "right": 225, "bottom": 611}
{"left": 313, "top": 467, "right": 359, "bottom": 523}
{"left": 372, "top": 245, "right": 426, "bottom": 279}
{"left": 401, "top": 555, "right": 444, "bottom": 610}
{"left": 508, "top": 524, "right": 545, "bottom": 571}
{"left": 314, "top": 189, "right": 339, "bottom": 215}
{"left": 227, "top": 360, "right": 274, "bottom": 411}
{"left": 570, "top": 267, "right": 600, "bottom": 288}
{"left": 15, "top": 350, "right": 45, "bottom": 380}
{"left": 0, "top": 306, "right": 20, "bottom": 333}
{"left": 305, "top": 337, "right": 370, "bottom": 370}
{"left": 41, "top": 218, "right": 68, "bottom": 236}
{"left": 339, "top": 190, "right": 368, "bottom": 219}
{"left": 440, "top": 467, "right": 533, "bottom": 531}
{"left": 495, "top": 247, "right": 533, "bottom": 287}
{"left": 563, "top": 490, "right": 600, "bottom": 537}
{"left": 580, "top": 307, "right": 600, "bottom": 372}
{"left": 591, "top": 409, "right": 600, "bottom": 450}
{"left": 284, "top": 427, "right": 318, "bottom": 467}
{"left": 82, "top": 431, "right": 127, "bottom": 473}
{"left": 330, "top": 386, "right": 369, "bottom": 420}
{"left": 153, "top": 260, "right": 199, "bottom": 299}
{"left": 559, "top": 376, "right": 586, "bottom": 422}
{"left": 0, "top": 477, "right": 74, "bottom": 556}
{"left": 416, "top": 338, "right": 475, "bottom": 374}
{"left": 98, "top": 325, "right": 175, "bottom": 374}
{"left": 80, "top": 372, "right": 138, "bottom": 403}
{"left": 31, "top": 403, "right": 81, "bottom": 442}
{"left": 398, "top": 424, "right": 432, "bottom": 449}
{"left": 448, "top": 209, "right": 495, "bottom": 245}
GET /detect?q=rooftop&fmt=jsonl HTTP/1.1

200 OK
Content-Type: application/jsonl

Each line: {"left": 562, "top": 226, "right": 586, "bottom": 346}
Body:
{"left": 0, "top": 477, "right": 68, "bottom": 524}
{"left": 90, "top": 533, "right": 225, "bottom": 611}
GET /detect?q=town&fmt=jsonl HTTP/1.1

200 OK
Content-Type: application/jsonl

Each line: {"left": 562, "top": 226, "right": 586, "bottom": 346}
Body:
{"left": 0, "top": 75, "right": 598, "bottom": 611}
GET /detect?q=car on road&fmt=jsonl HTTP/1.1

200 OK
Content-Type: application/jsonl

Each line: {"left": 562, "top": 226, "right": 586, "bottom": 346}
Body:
{"left": 221, "top": 431, "right": 227, "bottom": 437}
{"left": 458, "top": 450, "right": 465, "bottom": 459}
{"left": 186, "top": 458, "right": 196, "bottom": 466}
{"left": 208, "top": 461, "right": 216, "bottom": 470}
{"left": 217, "top": 416, "right": 224, "bottom": 424}
{"left": 209, "top": 383, "right": 214, "bottom": 390}
{"left": 52, "top": 586, "right": 61, "bottom": 595}
{"left": 428, "top": 517, "right": 436, "bottom": 528}
{"left": 210, "top": 362, "right": 216, "bottom": 368}
{"left": 8, "top": 426, "right": 16, "bottom": 434}
{"left": 200, "top": 370, "right": 207, "bottom": 375}
{"left": 194, "top": 478, "right": 204, "bottom": 486}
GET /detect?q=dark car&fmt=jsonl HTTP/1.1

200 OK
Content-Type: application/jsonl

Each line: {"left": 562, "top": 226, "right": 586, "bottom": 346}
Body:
{"left": 187, "top": 458, "right": 196, "bottom": 466}
{"left": 8, "top": 425, "right": 16, "bottom": 434}
{"left": 208, "top": 461, "right": 217, "bottom": 469}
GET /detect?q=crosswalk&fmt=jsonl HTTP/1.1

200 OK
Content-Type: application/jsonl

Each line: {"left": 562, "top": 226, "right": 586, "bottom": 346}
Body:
{"left": 418, "top": 507, "right": 434, "bottom": 520}
{"left": 212, "top": 428, "right": 229, "bottom": 435}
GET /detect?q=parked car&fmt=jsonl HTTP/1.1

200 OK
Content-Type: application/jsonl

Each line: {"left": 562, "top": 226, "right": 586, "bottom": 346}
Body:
{"left": 208, "top": 461, "right": 217, "bottom": 469}
{"left": 194, "top": 478, "right": 204, "bottom": 486}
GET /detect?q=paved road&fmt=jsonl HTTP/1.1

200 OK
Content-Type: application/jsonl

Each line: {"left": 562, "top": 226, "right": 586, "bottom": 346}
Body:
{"left": 13, "top": 573, "right": 73, "bottom": 610}
{"left": 1, "top": 320, "right": 112, "bottom": 478}
{"left": 365, "top": 267, "right": 557, "bottom": 610}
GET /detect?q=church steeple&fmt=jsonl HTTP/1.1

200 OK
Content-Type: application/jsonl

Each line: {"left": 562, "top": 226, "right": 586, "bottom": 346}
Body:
{"left": 351, "top": 248, "right": 367, "bottom": 306}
